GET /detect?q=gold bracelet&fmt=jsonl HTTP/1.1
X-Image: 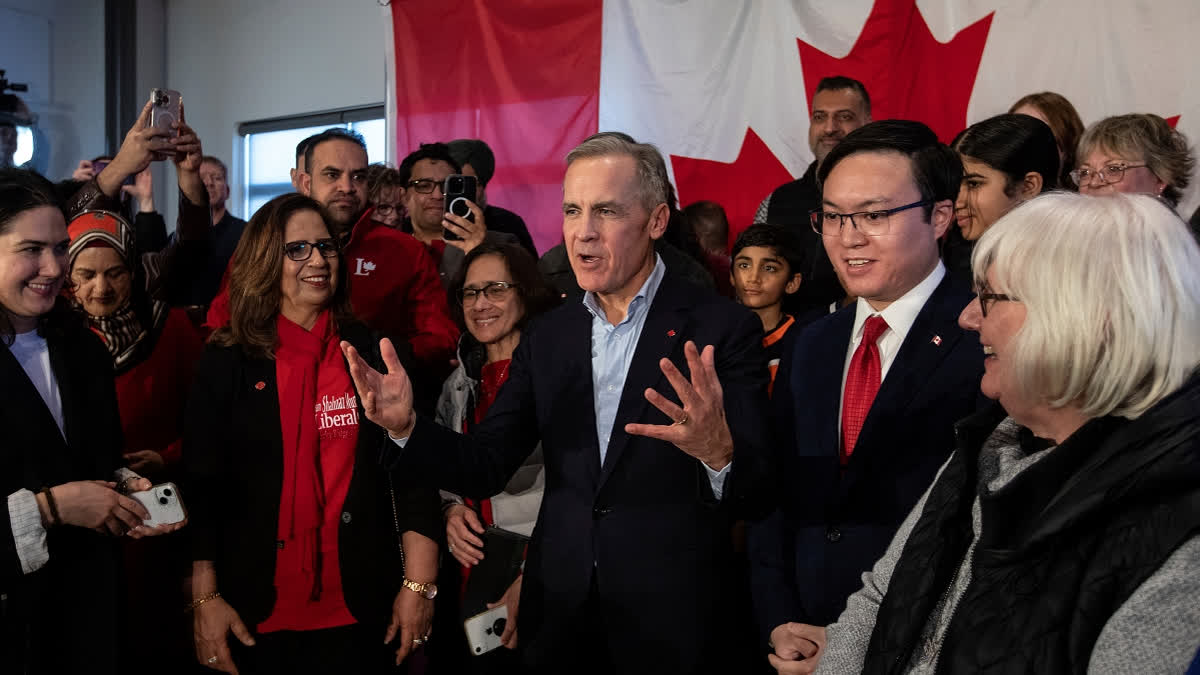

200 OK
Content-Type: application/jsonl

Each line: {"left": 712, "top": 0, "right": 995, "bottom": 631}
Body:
{"left": 185, "top": 591, "right": 221, "bottom": 613}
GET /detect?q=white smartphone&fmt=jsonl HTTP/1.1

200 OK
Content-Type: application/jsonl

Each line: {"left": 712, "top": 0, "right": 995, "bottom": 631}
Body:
{"left": 463, "top": 605, "right": 507, "bottom": 656}
{"left": 130, "top": 482, "right": 187, "bottom": 528}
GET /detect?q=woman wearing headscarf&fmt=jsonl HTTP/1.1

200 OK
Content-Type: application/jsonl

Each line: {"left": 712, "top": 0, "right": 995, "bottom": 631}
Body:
{"left": 184, "top": 193, "right": 441, "bottom": 674}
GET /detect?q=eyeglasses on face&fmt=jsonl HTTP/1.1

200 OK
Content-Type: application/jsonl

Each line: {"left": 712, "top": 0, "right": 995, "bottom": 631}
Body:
{"left": 1068, "top": 162, "right": 1148, "bottom": 187}
{"left": 407, "top": 179, "right": 444, "bottom": 195}
{"left": 458, "top": 281, "right": 519, "bottom": 306}
{"left": 976, "top": 290, "right": 1017, "bottom": 318}
{"left": 374, "top": 204, "right": 399, "bottom": 215}
{"left": 283, "top": 238, "right": 339, "bottom": 262}
{"left": 809, "top": 199, "right": 931, "bottom": 237}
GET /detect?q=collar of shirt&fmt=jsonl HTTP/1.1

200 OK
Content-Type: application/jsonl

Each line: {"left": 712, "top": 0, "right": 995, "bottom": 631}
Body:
{"left": 581, "top": 254, "right": 666, "bottom": 328}
{"left": 848, "top": 260, "right": 946, "bottom": 380}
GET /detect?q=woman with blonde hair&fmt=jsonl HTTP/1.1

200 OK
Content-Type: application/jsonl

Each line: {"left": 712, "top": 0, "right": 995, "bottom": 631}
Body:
{"left": 1073, "top": 113, "right": 1194, "bottom": 208}
{"left": 798, "top": 193, "right": 1200, "bottom": 674}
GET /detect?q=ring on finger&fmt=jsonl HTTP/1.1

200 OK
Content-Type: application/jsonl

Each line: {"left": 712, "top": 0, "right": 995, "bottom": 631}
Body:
{"left": 671, "top": 412, "right": 689, "bottom": 427}
{"left": 207, "top": 656, "right": 218, "bottom": 663}
{"left": 448, "top": 542, "right": 455, "bottom": 553}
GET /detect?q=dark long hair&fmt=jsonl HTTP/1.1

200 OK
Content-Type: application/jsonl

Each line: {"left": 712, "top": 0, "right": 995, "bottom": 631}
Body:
{"left": 448, "top": 242, "right": 558, "bottom": 335}
{"left": 0, "top": 168, "right": 79, "bottom": 346}
{"left": 209, "top": 193, "right": 353, "bottom": 358}
{"left": 952, "top": 113, "right": 1060, "bottom": 194}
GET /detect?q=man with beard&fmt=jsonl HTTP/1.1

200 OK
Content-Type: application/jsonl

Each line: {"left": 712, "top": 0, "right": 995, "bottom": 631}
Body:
{"left": 206, "top": 129, "right": 457, "bottom": 375}
{"left": 755, "top": 76, "right": 871, "bottom": 317}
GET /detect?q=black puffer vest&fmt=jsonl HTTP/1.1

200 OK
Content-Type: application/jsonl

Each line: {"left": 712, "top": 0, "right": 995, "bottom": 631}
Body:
{"left": 862, "top": 374, "right": 1200, "bottom": 674}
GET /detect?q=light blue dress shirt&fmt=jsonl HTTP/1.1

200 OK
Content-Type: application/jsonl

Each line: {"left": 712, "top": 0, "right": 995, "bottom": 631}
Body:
{"left": 581, "top": 255, "right": 730, "bottom": 498}
{"left": 393, "top": 254, "right": 730, "bottom": 498}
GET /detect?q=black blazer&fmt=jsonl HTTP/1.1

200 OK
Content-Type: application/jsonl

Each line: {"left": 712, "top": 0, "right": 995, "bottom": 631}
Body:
{"left": 392, "top": 274, "right": 771, "bottom": 674}
{"left": 182, "top": 321, "right": 440, "bottom": 630}
{"left": 749, "top": 273, "right": 986, "bottom": 638}
{"left": 0, "top": 310, "right": 124, "bottom": 673}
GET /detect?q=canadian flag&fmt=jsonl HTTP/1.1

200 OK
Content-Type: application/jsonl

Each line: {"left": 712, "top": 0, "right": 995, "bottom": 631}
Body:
{"left": 390, "top": 0, "right": 1200, "bottom": 253}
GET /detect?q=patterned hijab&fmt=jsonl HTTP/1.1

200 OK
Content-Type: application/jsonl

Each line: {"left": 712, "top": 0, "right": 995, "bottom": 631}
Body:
{"left": 67, "top": 210, "right": 168, "bottom": 373}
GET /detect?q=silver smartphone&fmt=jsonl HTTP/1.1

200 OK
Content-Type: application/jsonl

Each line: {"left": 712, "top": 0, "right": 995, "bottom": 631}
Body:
{"left": 130, "top": 482, "right": 187, "bottom": 528}
{"left": 463, "top": 605, "right": 507, "bottom": 656}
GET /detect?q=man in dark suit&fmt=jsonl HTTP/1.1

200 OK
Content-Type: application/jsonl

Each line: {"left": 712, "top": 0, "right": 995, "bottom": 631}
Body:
{"left": 748, "top": 120, "right": 985, "bottom": 672}
{"left": 342, "top": 133, "right": 771, "bottom": 674}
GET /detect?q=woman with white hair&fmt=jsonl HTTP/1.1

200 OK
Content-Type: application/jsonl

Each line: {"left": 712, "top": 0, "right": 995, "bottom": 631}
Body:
{"left": 798, "top": 192, "right": 1200, "bottom": 674}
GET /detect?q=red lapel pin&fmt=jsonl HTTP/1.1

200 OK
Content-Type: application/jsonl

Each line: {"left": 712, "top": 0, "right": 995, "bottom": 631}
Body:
{"left": 255, "top": 381, "right": 266, "bottom": 390}
{"left": 931, "top": 335, "right": 942, "bottom": 346}
{"left": 667, "top": 330, "right": 676, "bottom": 337}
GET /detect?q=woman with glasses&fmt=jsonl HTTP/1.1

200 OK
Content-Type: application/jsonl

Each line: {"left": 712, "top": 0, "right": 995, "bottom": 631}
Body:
{"left": 184, "top": 193, "right": 441, "bottom": 674}
{"left": 943, "top": 114, "right": 1059, "bottom": 286}
{"left": 431, "top": 241, "right": 557, "bottom": 672}
{"left": 806, "top": 192, "right": 1200, "bottom": 674}
{"left": 1072, "top": 113, "right": 1194, "bottom": 208}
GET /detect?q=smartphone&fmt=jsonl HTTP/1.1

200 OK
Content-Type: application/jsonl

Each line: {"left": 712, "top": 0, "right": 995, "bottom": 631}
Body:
{"left": 443, "top": 173, "right": 477, "bottom": 241}
{"left": 149, "top": 88, "right": 181, "bottom": 157}
{"left": 130, "top": 482, "right": 187, "bottom": 528}
{"left": 463, "top": 605, "right": 507, "bottom": 656}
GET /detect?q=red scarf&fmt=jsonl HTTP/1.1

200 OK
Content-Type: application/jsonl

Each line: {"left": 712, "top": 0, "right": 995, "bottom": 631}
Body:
{"left": 274, "top": 312, "right": 337, "bottom": 601}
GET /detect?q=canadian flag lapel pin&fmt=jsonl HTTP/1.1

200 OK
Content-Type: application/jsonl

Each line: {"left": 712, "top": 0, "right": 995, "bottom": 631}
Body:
{"left": 931, "top": 335, "right": 943, "bottom": 346}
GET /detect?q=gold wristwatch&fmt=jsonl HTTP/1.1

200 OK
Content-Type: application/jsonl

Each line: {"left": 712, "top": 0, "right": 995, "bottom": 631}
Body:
{"left": 402, "top": 578, "right": 438, "bottom": 600}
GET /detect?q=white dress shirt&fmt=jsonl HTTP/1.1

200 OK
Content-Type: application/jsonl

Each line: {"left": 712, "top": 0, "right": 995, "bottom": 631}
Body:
{"left": 837, "top": 262, "right": 947, "bottom": 432}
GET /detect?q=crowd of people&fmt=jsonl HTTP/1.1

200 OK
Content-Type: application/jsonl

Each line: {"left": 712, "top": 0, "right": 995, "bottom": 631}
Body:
{"left": 2, "top": 76, "right": 1198, "bottom": 675}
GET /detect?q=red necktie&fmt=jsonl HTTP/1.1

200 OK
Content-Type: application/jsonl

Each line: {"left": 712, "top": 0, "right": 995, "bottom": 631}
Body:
{"left": 841, "top": 315, "right": 889, "bottom": 464}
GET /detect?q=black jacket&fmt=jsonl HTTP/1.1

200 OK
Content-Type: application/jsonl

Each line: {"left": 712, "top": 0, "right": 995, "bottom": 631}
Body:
{"left": 183, "top": 320, "right": 440, "bottom": 629}
{"left": 0, "top": 306, "right": 124, "bottom": 674}
{"left": 390, "top": 274, "right": 772, "bottom": 674}
{"left": 864, "top": 374, "right": 1200, "bottom": 674}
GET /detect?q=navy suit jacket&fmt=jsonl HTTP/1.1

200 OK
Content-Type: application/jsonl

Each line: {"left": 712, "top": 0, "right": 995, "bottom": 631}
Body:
{"left": 749, "top": 274, "right": 985, "bottom": 641}
{"left": 392, "top": 274, "right": 771, "bottom": 674}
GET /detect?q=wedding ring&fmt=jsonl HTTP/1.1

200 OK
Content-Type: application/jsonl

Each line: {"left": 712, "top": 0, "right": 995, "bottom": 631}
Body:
{"left": 448, "top": 542, "right": 455, "bottom": 553}
{"left": 412, "top": 637, "right": 426, "bottom": 646}
{"left": 671, "top": 412, "right": 689, "bottom": 427}
{"left": 207, "top": 656, "right": 218, "bottom": 663}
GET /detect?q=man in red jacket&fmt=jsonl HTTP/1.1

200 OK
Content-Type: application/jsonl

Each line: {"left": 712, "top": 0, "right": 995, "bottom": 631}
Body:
{"left": 205, "top": 129, "right": 458, "bottom": 373}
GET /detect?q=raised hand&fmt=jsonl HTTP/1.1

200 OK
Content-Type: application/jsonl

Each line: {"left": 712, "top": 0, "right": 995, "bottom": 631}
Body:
{"left": 341, "top": 338, "right": 416, "bottom": 438}
{"left": 99, "top": 100, "right": 172, "bottom": 197}
{"left": 624, "top": 341, "right": 734, "bottom": 470}
{"left": 442, "top": 198, "right": 487, "bottom": 253}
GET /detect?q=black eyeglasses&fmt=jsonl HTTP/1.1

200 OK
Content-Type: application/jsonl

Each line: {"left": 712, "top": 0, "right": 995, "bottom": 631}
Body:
{"left": 810, "top": 199, "right": 931, "bottom": 237}
{"left": 407, "top": 179, "right": 444, "bottom": 195}
{"left": 458, "top": 281, "right": 518, "bottom": 306}
{"left": 977, "top": 291, "right": 1016, "bottom": 318}
{"left": 283, "top": 238, "right": 339, "bottom": 262}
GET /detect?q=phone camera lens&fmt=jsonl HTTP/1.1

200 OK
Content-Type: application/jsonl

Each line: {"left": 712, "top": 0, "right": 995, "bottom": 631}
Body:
{"left": 492, "top": 618, "right": 506, "bottom": 635}
{"left": 163, "top": 488, "right": 172, "bottom": 496}
{"left": 159, "top": 496, "right": 170, "bottom": 505}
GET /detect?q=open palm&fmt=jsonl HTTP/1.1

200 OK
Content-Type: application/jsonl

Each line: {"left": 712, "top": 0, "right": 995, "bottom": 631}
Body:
{"left": 341, "top": 338, "right": 416, "bottom": 438}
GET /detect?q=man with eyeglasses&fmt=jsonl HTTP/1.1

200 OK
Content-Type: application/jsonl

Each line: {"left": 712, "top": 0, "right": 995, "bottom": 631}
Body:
{"left": 206, "top": 128, "right": 458, "bottom": 380}
{"left": 397, "top": 142, "right": 516, "bottom": 288}
{"left": 748, "top": 120, "right": 986, "bottom": 673}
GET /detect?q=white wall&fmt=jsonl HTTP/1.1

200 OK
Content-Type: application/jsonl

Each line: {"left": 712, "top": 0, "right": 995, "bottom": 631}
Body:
{"left": 0, "top": 0, "right": 106, "bottom": 180}
{"left": 162, "top": 0, "right": 389, "bottom": 227}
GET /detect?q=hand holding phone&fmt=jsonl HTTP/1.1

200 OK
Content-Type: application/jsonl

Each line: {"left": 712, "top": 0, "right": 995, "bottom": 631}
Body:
{"left": 463, "top": 605, "right": 507, "bottom": 656}
{"left": 149, "top": 88, "right": 181, "bottom": 159}
{"left": 129, "top": 482, "right": 187, "bottom": 528}
{"left": 443, "top": 174, "right": 478, "bottom": 241}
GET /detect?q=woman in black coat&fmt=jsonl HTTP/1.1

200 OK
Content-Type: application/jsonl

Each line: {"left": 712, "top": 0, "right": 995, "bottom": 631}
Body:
{"left": 184, "top": 193, "right": 441, "bottom": 675}
{"left": 0, "top": 168, "right": 180, "bottom": 674}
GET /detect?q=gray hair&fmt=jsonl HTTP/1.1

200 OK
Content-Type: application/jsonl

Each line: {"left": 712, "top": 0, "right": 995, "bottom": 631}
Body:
{"left": 972, "top": 192, "right": 1200, "bottom": 419}
{"left": 565, "top": 132, "right": 670, "bottom": 213}
{"left": 1076, "top": 114, "right": 1194, "bottom": 207}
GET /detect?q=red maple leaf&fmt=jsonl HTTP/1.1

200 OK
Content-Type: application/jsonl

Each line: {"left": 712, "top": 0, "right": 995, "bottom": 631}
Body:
{"left": 670, "top": 128, "right": 794, "bottom": 245}
{"left": 1167, "top": 115, "right": 1181, "bottom": 129}
{"left": 799, "top": 0, "right": 993, "bottom": 143}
